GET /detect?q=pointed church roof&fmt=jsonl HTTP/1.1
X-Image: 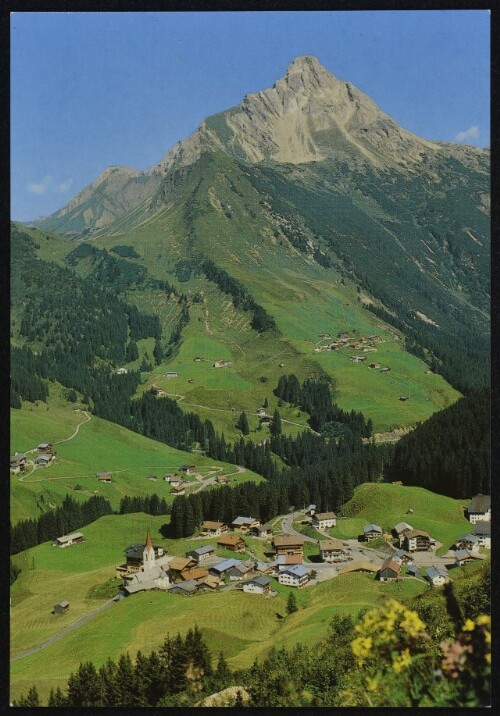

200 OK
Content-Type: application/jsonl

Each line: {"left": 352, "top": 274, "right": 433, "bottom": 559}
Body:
{"left": 145, "top": 529, "right": 153, "bottom": 549}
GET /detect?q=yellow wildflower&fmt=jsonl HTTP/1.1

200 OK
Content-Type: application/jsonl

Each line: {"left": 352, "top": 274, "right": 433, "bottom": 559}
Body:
{"left": 392, "top": 648, "right": 412, "bottom": 673}
{"left": 462, "top": 618, "right": 476, "bottom": 632}
{"left": 401, "top": 609, "right": 426, "bottom": 637}
{"left": 476, "top": 615, "right": 490, "bottom": 627}
{"left": 366, "top": 676, "right": 379, "bottom": 692}
{"left": 485, "top": 653, "right": 491, "bottom": 664}
{"left": 352, "top": 636, "right": 373, "bottom": 665}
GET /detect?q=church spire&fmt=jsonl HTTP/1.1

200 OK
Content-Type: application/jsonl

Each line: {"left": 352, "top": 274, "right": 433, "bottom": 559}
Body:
{"left": 145, "top": 529, "right": 153, "bottom": 549}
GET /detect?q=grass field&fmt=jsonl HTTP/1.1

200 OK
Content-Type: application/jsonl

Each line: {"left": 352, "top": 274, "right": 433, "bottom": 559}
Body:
{"left": 10, "top": 398, "right": 264, "bottom": 524}
{"left": 332, "top": 482, "right": 471, "bottom": 552}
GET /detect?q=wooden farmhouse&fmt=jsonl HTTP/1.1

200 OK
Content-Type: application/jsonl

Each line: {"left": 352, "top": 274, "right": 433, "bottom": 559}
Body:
{"left": 278, "top": 564, "right": 310, "bottom": 588}
{"left": 426, "top": 566, "right": 450, "bottom": 586}
{"left": 37, "top": 442, "right": 53, "bottom": 453}
{"left": 216, "top": 534, "right": 246, "bottom": 552}
{"left": 96, "top": 472, "right": 112, "bottom": 482}
{"left": 455, "top": 534, "right": 481, "bottom": 552}
{"left": 378, "top": 558, "right": 401, "bottom": 582}
{"left": 35, "top": 454, "right": 53, "bottom": 466}
{"left": 10, "top": 453, "right": 27, "bottom": 473}
{"left": 312, "top": 511, "right": 337, "bottom": 530}
{"left": 363, "top": 524, "right": 382, "bottom": 541}
{"left": 402, "top": 529, "right": 431, "bottom": 552}
{"left": 472, "top": 521, "right": 491, "bottom": 549}
{"left": 53, "top": 532, "right": 84, "bottom": 548}
{"left": 277, "top": 554, "right": 303, "bottom": 570}
{"left": 318, "top": 539, "right": 344, "bottom": 562}
{"left": 185, "top": 544, "right": 216, "bottom": 563}
{"left": 201, "top": 521, "right": 227, "bottom": 536}
{"left": 231, "top": 516, "right": 261, "bottom": 533}
{"left": 272, "top": 535, "right": 305, "bottom": 556}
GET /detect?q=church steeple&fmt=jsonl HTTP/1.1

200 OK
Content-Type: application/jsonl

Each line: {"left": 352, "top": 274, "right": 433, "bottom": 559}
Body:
{"left": 143, "top": 529, "right": 155, "bottom": 570}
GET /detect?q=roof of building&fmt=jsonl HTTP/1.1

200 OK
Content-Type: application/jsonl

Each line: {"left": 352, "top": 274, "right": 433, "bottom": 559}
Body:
{"left": 232, "top": 516, "right": 259, "bottom": 526}
{"left": 37, "top": 443, "right": 51, "bottom": 449}
{"left": 255, "top": 560, "right": 278, "bottom": 572}
{"left": 318, "top": 539, "right": 343, "bottom": 551}
{"left": 282, "top": 564, "right": 309, "bottom": 578}
{"left": 36, "top": 454, "right": 52, "bottom": 462}
{"left": 123, "top": 582, "right": 157, "bottom": 594}
{"left": 189, "top": 544, "right": 216, "bottom": 556}
{"left": 202, "top": 521, "right": 226, "bottom": 530}
{"left": 211, "top": 558, "right": 241, "bottom": 572}
{"left": 169, "top": 556, "right": 195, "bottom": 571}
{"left": 314, "top": 511, "right": 337, "bottom": 520}
{"left": 277, "top": 554, "right": 303, "bottom": 566}
{"left": 337, "top": 561, "right": 378, "bottom": 574}
{"left": 169, "top": 579, "right": 198, "bottom": 593}
{"left": 10, "top": 453, "right": 27, "bottom": 462}
{"left": 426, "top": 566, "right": 448, "bottom": 580}
{"left": 405, "top": 529, "right": 430, "bottom": 539}
{"left": 217, "top": 534, "right": 245, "bottom": 546}
{"left": 245, "top": 576, "right": 271, "bottom": 587}
{"left": 467, "top": 494, "right": 491, "bottom": 514}
{"left": 456, "top": 534, "right": 480, "bottom": 544}
{"left": 472, "top": 522, "right": 491, "bottom": 536}
{"left": 56, "top": 532, "right": 84, "bottom": 543}
{"left": 230, "top": 560, "right": 255, "bottom": 573}
{"left": 196, "top": 576, "right": 220, "bottom": 589}
{"left": 363, "top": 524, "right": 382, "bottom": 534}
{"left": 393, "top": 549, "right": 410, "bottom": 559}
{"left": 379, "top": 558, "right": 401, "bottom": 574}
{"left": 183, "top": 567, "right": 210, "bottom": 581}
{"left": 454, "top": 549, "right": 482, "bottom": 561}
{"left": 56, "top": 600, "right": 70, "bottom": 607}
{"left": 408, "top": 564, "right": 419, "bottom": 574}
{"left": 259, "top": 523, "right": 273, "bottom": 531}
{"left": 125, "top": 543, "right": 146, "bottom": 560}
{"left": 394, "top": 522, "right": 413, "bottom": 534}
{"left": 273, "top": 535, "right": 305, "bottom": 547}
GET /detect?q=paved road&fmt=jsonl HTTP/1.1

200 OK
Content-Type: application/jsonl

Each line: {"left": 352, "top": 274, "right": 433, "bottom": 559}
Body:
{"left": 281, "top": 512, "right": 318, "bottom": 544}
{"left": 10, "top": 598, "right": 116, "bottom": 662}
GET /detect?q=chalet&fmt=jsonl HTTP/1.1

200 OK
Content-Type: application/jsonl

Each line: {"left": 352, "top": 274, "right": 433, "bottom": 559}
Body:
{"left": 337, "top": 561, "right": 378, "bottom": 575}
{"left": 37, "top": 443, "right": 53, "bottom": 453}
{"left": 399, "top": 396, "right": 409, "bottom": 401}
{"left": 182, "top": 566, "right": 210, "bottom": 582}
{"left": 392, "top": 549, "right": 411, "bottom": 564}
{"left": 455, "top": 534, "right": 481, "bottom": 552}
{"left": 163, "top": 474, "right": 177, "bottom": 483}
{"left": 96, "top": 472, "right": 112, "bottom": 482}
{"left": 306, "top": 504, "right": 317, "bottom": 516}
{"left": 369, "top": 362, "right": 381, "bottom": 369}
{"left": 255, "top": 560, "right": 278, "bottom": 575}
{"left": 194, "top": 357, "right": 204, "bottom": 362}
{"left": 232, "top": 516, "right": 261, "bottom": 533}
{"left": 258, "top": 523, "right": 273, "bottom": 538}
{"left": 312, "top": 511, "right": 337, "bottom": 530}
{"left": 350, "top": 355, "right": 366, "bottom": 363}
{"left": 272, "top": 535, "right": 305, "bottom": 556}
{"left": 472, "top": 521, "right": 491, "bottom": 549}
{"left": 196, "top": 576, "right": 221, "bottom": 592}
{"left": 243, "top": 576, "right": 271, "bottom": 595}
{"left": 180, "top": 465, "right": 196, "bottom": 475}
{"left": 166, "top": 477, "right": 183, "bottom": 487}
{"left": 338, "top": 332, "right": 350, "bottom": 339}
{"left": 10, "top": 454, "right": 27, "bottom": 473}
{"left": 116, "top": 367, "right": 128, "bottom": 375}
{"left": 380, "top": 367, "right": 391, "bottom": 373}
{"left": 168, "top": 556, "right": 197, "bottom": 582}
{"left": 53, "top": 600, "right": 70, "bottom": 614}
{"left": 201, "top": 521, "right": 227, "bottom": 536}
{"left": 363, "top": 524, "right": 382, "bottom": 542}
{"left": 454, "top": 549, "right": 483, "bottom": 567}
{"left": 319, "top": 333, "right": 332, "bottom": 339}
{"left": 378, "top": 558, "right": 401, "bottom": 582}
{"left": 278, "top": 564, "right": 310, "bottom": 588}
{"left": 122, "top": 565, "right": 170, "bottom": 593}
{"left": 260, "top": 416, "right": 273, "bottom": 426}
{"left": 169, "top": 579, "right": 198, "bottom": 596}
{"left": 318, "top": 539, "right": 344, "bottom": 562}
{"left": 394, "top": 522, "right": 413, "bottom": 537}
{"left": 216, "top": 474, "right": 229, "bottom": 484}
{"left": 216, "top": 534, "right": 246, "bottom": 552}
{"left": 170, "top": 484, "right": 187, "bottom": 496}
{"left": 426, "top": 566, "right": 449, "bottom": 586}
{"left": 150, "top": 386, "right": 167, "bottom": 397}
{"left": 403, "top": 529, "right": 431, "bottom": 552}
{"left": 256, "top": 408, "right": 267, "bottom": 416}
{"left": 277, "top": 554, "right": 303, "bottom": 570}
{"left": 35, "top": 454, "right": 53, "bottom": 466}
{"left": 467, "top": 494, "right": 491, "bottom": 524}
{"left": 226, "top": 559, "right": 255, "bottom": 580}
{"left": 391, "top": 480, "right": 403, "bottom": 486}
{"left": 53, "top": 532, "right": 84, "bottom": 548}
{"left": 165, "top": 371, "right": 179, "bottom": 378}
{"left": 186, "top": 544, "right": 216, "bottom": 563}
{"left": 209, "top": 558, "right": 241, "bottom": 578}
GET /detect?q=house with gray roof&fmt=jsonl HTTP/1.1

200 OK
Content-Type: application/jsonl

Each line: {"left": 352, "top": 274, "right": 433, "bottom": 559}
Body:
{"left": 185, "top": 544, "right": 216, "bottom": 563}
{"left": 226, "top": 559, "right": 255, "bottom": 580}
{"left": 168, "top": 579, "right": 199, "bottom": 596}
{"left": 467, "top": 494, "right": 491, "bottom": 524}
{"left": 208, "top": 558, "right": 241, "bottom": 577}
{"left": 393, "top": 522, "right": 413, "bottom": 537}
{"left": 454, "top": 549, "right": 484, "bottom": 567}
{"left": 455, "top": 534, "right": 481, "bottom": 552}
{"left": 472, "top": 521, "right": 491, "bottom": 549}
{"left": 35, "top": 454, "right": 53, "bottom": 466}
{"left": 53, "top": 532, "right": 84, "bottom": 548}
{"left": 363, "top": 524, "right": 382, "bottom": 541}
{"left": 278, "top": 564, "right": 310, "bottom": 588}
{"left": 426, "top": 566, "right": 449, "bottom": 586}
{"left": 243, "top": 576, "right": 271, "bottom": 595}
{"left": 53, "top": 600, "right": 70, "bottom": 614}
{"left": 231, "top": 516, "right": 261, "bottom": 532}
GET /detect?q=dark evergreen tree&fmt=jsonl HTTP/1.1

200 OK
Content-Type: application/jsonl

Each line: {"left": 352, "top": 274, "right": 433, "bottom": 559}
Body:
{"left": 236, "top": 410, "right": 250, "bottom": 435}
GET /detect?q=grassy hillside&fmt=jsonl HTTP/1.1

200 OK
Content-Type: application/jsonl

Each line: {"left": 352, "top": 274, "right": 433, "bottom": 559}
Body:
{"left": 10, "top": 396, "right": 264, "bottom": 524}
{"left": 11, "top": 510, "right": 428, "bottom": 704}
{"left": 332, "top": 482, "right": 471, "bottom": 552}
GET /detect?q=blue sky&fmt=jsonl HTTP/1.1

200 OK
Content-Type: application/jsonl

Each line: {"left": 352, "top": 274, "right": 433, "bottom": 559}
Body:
{"left": 11, "top": 10, "right": 490, "bottom": 221}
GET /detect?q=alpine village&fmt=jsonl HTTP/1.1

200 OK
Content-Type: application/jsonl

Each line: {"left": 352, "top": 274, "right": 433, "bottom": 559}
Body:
{"left": 10, "top": 54, "right": 490, "bottom": 708}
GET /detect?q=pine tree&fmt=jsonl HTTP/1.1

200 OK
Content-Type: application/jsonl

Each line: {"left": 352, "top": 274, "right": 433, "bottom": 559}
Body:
{"left": 286, "top": 591, "right": 298, "bottom": 614}
{"left": 263, "top": 397, "right": 269, "bottom": 408}
{"left": 48, "top": 686, "right": 67, "bottom": 707}
{"left": 272, "top": 409, "right": 282, "bottom": 435}
{"left": 236, "top": 410, "right": 250, "bottom": 435}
